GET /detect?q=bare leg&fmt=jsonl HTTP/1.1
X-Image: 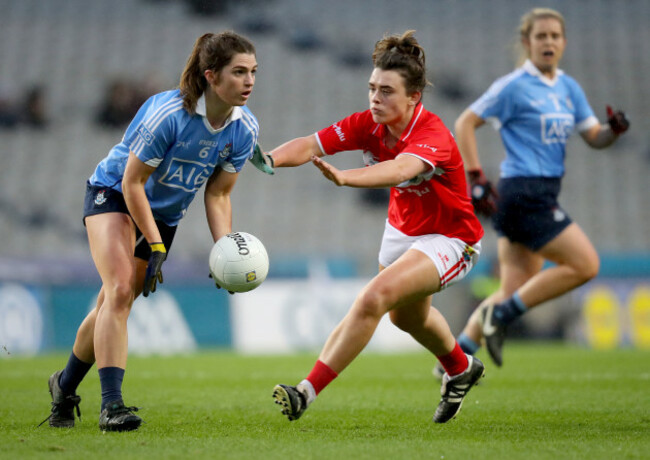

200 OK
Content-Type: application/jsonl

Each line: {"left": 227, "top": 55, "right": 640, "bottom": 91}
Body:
{"left": 462, "top": 222, "right": 598, "bottom": 343}
{"left": 319, "top": 249, "right": 445, "bottom": 373}
{"left": 85, "top": 213, "right": 138, "bottom": 370}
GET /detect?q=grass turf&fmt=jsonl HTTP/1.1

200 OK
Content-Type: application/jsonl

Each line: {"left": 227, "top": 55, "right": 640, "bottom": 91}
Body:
{"left": 1, "top": 343, "right": 648, "bottom": 459}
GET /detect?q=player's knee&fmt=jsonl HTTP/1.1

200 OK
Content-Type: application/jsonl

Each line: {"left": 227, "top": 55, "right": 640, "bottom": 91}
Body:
{"left": 581, "top": 256, "right": 600, "bottom": 282}
{"left": 105, "top": 282, "right": 135, "bottom": 309}
{"left": 354, "top": 287, "right": 390, "bottom": 319}
{"left": 570, "top": 252, "right": 600, "bottom": 284}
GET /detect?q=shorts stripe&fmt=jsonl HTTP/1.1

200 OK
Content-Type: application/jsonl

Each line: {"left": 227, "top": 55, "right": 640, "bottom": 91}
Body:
{"left": 440, "top": 261, "right": 467, "bottom": 287}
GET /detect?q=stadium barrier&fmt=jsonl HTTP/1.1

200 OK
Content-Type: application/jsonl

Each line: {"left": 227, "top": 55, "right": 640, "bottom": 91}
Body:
{"left": 1, "top": 256, "right": 649, "bottom": 357}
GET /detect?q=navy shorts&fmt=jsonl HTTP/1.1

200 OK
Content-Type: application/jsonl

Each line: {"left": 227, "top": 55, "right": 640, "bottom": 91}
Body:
{"left": 492, "top": 177, "right": 572, "bottom": 251}
{"left": 83, "top": 182, "right": 177, "bottom": 261}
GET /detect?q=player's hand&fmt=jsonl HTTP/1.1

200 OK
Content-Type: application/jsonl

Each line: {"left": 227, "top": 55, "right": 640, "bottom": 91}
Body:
{"left": 250, "top": 143, "right": 274, "bottom": 175}
{"left": 468, "top": 169, "right": 498, "bottom": 218}
{"left": 312, "top": 156, "right": 345, "bottom": 186}
{"left": 143, "top": 243, "right": 167, "bottom": 297}
{"left": 208, "top": 273, "right": 234, "bottom": 295}
{"left": 606, "top": 105, "right": 629, "bottom": 135}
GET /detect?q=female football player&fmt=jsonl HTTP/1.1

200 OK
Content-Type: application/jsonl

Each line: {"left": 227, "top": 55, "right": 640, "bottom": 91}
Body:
{"left": 445, "top": 8, "right": 629, "bottom": 370}
{"left": 254, "top": 30, "right": 485, "bottom": 424}
{"left": 41, "top": 31, "right": 259, "bottom": 432}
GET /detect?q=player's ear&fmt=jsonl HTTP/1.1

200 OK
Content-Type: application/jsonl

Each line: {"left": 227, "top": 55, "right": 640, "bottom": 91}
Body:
{"left": 204, "top": 69, "right": 218, "bottom": 86}
{"left": 409, "top": 91, "right": 422, "bottom": 106}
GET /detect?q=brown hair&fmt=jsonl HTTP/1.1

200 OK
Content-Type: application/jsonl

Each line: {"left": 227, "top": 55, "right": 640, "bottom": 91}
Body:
{"left": 179, "top": 31, "right": 256, "bottom": 114}
{"left": 372, "top": 30, "right": 430, "bottom": 95}
{"left": 515, "top": 8, "right": 566, "bottom": 66}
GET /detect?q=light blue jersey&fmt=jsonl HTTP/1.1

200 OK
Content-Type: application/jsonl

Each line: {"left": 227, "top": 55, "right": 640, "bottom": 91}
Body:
{"left": 470, "top": 60, "right": 598, "bottom": 178}
{"left": 90, "top": 89, "right": 259, "bottom": 225}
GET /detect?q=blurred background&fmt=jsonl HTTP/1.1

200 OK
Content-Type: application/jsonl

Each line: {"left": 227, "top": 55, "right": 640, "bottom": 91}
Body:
{"left": 1, "top": 0, "right": 648, "bottom": 356}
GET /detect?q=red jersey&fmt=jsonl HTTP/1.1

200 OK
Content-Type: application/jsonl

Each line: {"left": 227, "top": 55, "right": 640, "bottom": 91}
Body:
{"left": 316, "top": 104, "right": 483, "bottom": 244}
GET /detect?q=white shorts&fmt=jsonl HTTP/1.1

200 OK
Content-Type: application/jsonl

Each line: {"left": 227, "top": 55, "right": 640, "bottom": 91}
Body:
{"left": 378, "top": 220, "right": 482, "bottom": 291}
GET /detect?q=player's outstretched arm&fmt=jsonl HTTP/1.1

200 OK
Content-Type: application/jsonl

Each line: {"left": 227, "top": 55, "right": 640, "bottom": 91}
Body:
{"left": 311, "top": 154, "right": 428, "bottom": 188}
{"left": 270, "top": 134, "right": 323, "bottom": 168}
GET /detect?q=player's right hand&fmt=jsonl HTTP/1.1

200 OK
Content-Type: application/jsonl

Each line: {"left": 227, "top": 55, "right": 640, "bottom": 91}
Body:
{"left": 143, "top": 243, "right": 167, "bottom": 297}
{"left": 250, "top": 143, "right": 275, "bottom": 175}
{"left": 606, "top": 105, "right": 629, "bottom": 135}
{"left": 208, "top": 273, "right": 234, "bottom": 295}
{"left": 468, "top": 169, "right": 498, "bottom": 218}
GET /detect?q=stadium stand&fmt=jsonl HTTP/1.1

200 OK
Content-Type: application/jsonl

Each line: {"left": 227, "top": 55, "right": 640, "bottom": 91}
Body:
{"left": 0, "top": 0, "right": 648, "bottom": 278}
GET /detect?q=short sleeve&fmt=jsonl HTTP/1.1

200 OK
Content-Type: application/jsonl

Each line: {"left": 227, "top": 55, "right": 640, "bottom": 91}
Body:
{"left": 469, "top": 75, "right": 518, "bottom": 130}
{"left": 226, "top": 121, "right": 258, "bottom": 173}
{"left": 315, "top": 111, "right": 370, "bottom": 155}
{"left": 567, "top": 78, "right": 598, "bottom": 132}
{"left": 126, "top": 97, "right": 183, "bottom": 168}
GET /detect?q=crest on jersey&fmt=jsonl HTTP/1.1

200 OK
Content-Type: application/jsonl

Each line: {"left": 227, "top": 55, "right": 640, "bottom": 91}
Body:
{"left": 219, "top": 142, "right": 232, "bottom": 158}
{"left": 94, "top": 190, "right": 107, "bottom": 206}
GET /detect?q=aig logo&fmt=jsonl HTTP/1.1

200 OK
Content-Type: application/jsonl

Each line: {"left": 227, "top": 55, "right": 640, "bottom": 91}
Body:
{"left": 541, "top": 113, "right": 573, "bottom": 144}
{"left": 159, "top": 158, "right": 212, "bottom": 192}
{"left": 137, "top": 124, "right": 155, "bottom": 146}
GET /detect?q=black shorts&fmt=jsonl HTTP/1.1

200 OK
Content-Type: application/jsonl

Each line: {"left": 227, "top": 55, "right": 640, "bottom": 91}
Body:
{"left": 83, "top": 182, "right": 177, "bottom": 261}
{"left": 492, "top": 177, "right": 572, "bottom": 251}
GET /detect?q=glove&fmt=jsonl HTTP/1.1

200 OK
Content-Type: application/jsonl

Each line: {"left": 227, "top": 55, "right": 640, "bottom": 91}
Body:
{"left": 143, "top": 243, "right": 167, "bottom": 297}
{"left": 208, "top": 273, "right": 234, "bottom": 295}
{"left": 249, "top": 143, "right": 275, "bottom": 175}
{"left": 468, "top": 169, "right": 498, "bottom": 218}
{"left": 606, "top": 105, "right": 629, "bottom": 135}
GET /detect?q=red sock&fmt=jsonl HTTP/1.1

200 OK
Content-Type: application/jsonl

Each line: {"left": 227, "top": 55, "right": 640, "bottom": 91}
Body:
{"left": 306, "top": 360, "right": 338, "bottom": 395}
{"left": 437, "top": 342, "right": 469, "bottom": 377}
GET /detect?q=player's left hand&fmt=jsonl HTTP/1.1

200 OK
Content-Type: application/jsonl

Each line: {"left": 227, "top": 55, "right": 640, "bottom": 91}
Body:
{"left": 606, "top": 105, "right": 630, "bottom": 135}
{"left": 250, "top": 143, "right": 275, "bottom": 175}
{"left": 143, "top": 243, "right": 167, "bottom": 297}
{"left": 312, "top": 156, "right": 345, "bottom": 186}
{"left": 208, "top": 273, "right": 234, "bottom": 295}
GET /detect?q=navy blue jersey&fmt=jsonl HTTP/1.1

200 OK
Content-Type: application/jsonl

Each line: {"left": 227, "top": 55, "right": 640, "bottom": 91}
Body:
{"left": 89, "top": 89, "right": 259, "bottom": 225}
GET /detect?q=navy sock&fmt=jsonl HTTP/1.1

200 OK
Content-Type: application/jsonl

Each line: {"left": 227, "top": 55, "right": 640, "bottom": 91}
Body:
{"left": 59, "top": 352, "right": 93, "bottom": 394}
{"left": 457, "top": 332, "right": 480, "bottom": 355}
{"left": 99, "top": 367, "right": 125, "bottom": 411}
{"left": 493, "top": 292, "right": 528, "bottom": 326}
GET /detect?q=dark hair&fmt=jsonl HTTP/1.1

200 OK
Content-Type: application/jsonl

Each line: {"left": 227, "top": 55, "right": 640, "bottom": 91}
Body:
{"left": 179, "top": 31, "right": 256, "bottom": 114}
{"left": 372, "top": 30, "right": 430, "bottom": 95}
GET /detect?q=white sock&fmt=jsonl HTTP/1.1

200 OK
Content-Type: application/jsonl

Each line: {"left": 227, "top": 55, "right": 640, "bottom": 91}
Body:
{"left": 297, "top": 380, "right": 316, "bottom": 406}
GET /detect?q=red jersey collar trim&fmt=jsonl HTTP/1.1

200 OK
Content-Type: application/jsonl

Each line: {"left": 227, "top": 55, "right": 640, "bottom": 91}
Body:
{"left": 371, "top": 102, "right": 425, "bottom": 144}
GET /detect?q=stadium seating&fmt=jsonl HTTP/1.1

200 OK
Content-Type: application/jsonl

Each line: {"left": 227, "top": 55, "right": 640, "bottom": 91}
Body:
{"left": 0, "top": 0, "right": 648, "bottom": 278}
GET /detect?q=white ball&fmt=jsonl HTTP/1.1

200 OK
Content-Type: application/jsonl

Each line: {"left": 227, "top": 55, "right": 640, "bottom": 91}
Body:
{"left": 209, "top": 232, "right": 269, "bottom": 293}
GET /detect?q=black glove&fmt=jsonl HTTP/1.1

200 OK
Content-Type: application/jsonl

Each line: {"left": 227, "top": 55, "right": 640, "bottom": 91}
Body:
{"left": 606, "top": 105, "right": 629, "bottom": 135}
{"left": 208, "top": 273, "right": 234, "bottom": 295}
{"left": 468, "top": 169, "right": 498, "bottom": 218}
{"left": 143, "top": 243, "right": 167, "bottom": 297}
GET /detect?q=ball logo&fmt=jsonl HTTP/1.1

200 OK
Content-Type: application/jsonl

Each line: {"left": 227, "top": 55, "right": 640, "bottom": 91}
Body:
{"left": 210, "top": 231, "right": 268, "bottom": 293}
{"left": 228, "top": 232, "right": 250, "bottom": 255}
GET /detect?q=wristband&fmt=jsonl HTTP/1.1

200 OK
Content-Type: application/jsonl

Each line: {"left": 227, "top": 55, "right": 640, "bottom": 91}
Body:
{"left": 150, "top": 242, "right": 166, "bottom": 253}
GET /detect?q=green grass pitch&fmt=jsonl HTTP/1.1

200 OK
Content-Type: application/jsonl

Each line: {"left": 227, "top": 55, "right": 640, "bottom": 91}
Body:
{"left": 1, "top": 343, "right": 648, "bottom": 459}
